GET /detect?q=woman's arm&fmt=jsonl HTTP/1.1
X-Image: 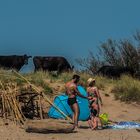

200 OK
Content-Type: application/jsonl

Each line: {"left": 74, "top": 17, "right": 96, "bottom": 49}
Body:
{"left": 95, "top": 87, "right": 103, "bottom": 105}
{"left": 86, "top": 87, "right": 90, "bottom": 97}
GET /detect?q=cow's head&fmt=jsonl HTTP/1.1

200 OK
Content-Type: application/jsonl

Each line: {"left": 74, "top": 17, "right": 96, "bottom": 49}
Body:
{"left": 23, "top": 54, "right": 32, "bottom": 65}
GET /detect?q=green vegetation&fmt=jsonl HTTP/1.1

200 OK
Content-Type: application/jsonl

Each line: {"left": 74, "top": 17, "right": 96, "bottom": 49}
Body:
{"left": 112, "top": 75, "right": 140, "bottom": 103}
{"left": 76, "top": 31, "right": 140, "bottom": 75}
{"left": 0, "top": 69, "right": 140, "bottom": 103}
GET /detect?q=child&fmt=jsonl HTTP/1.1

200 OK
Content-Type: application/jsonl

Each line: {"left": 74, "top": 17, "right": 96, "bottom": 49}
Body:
{"left": 87, "top": 78, "right": 103, "bottom": 130}
{"left": 88, "top": 102, "right": 102, "bottom": 130}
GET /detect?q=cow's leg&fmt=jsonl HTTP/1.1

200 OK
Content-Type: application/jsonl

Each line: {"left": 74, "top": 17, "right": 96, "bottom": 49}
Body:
{"left": 57, "top": 65, "right": 62, "bottom": 74}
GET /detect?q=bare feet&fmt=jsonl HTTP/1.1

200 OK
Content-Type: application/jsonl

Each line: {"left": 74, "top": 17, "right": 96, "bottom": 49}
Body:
{"left": 74, "top": 126, "right": 79, "bottom": 132}
{"left": 72, "top": 125, "right": 79, "bottom": 132}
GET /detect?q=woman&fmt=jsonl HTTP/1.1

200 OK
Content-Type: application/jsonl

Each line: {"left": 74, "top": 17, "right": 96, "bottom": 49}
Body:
{"left": 87, "top": 78, "right": 103, "bottom": 130}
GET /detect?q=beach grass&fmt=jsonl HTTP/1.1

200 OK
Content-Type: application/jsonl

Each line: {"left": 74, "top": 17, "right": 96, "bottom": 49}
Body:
{"left": 0, "top": 69, "right": 140, "bottom": 103}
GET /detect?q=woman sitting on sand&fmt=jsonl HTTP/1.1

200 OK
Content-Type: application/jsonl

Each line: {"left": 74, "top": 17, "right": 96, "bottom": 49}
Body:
{"left": 86, "top": 78, "right": 103, "bottom": 130}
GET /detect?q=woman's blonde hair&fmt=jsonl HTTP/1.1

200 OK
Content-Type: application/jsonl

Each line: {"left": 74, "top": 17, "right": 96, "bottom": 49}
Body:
{"left": 87, "top": 78, "right": 95, "bottom": 86}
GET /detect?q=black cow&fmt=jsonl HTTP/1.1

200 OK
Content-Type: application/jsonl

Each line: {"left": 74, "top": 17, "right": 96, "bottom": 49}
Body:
{"left": 97, "top": 65, "right": 134, "bottom": 78}
{"left": 33, "top": 56, "right": 73, "bottom": 73}
{"left": 0, "top": 54, "right": 32, "bottom": 71}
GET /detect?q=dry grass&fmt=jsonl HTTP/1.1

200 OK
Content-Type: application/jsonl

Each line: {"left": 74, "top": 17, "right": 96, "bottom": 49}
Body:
{"left": 1, "top": 69, "right": 140, "bottom": 103}
{"left": 112, "top": 75, "right": 140, "bottom": 103}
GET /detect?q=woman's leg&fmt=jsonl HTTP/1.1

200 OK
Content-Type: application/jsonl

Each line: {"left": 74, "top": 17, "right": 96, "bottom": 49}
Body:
{"left": 93, "top": 117, "right": 98, "bottom": 129}
{"left": 90, "top": 116, "right": 95, "bottom": 130}
{"left": 97, "top": 117, "right": 103, "bottom": 129}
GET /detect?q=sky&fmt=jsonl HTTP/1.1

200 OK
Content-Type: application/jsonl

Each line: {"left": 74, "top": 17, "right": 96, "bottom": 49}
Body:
{"left": 0, "top": 0, "right": 140, "bottom": 72}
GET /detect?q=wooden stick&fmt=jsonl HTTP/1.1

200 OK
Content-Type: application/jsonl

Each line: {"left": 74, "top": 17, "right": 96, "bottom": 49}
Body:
{"left": 6, "top": 95, "right": 18, "bottom": 124}
{"left": 4, "top": 94, "right": 16, "bottom": 124}
{"left": 39, "top": 95, "right": 43, "bottom": 119}
{"left": 3, "top": 93, "right": 9, "bottom": 118}
{"left": 8, "top": 87, "right": 25, "bottom": 124}
{"left": 13, "top": 70, "right": 72, "bottom": 121}
{"left": 13, "top": 84, "right": 26, "bottom": 121}
{"left": 25, "top": 119, "right": 74, "bottom": 133}
{"left": 0, "top": 83, "right": 14, "bottom": 122}
{"left": 0, "top": 81, "right": 25, "bottom": 125}
{"left": 0, "top": 81, "right": 6, "bottom": 120}
{"left": 3, "top": 94, "right": 10, "bottom": 116}
{"left": 1, "top": 94, "right": 6, "bottom": 119}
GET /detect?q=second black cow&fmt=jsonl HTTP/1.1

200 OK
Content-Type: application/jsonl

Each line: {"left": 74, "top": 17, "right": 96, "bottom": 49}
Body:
{"left": 33, "top": 56, "right": 73, "bottom": 73}
{"left": 97, "top": 65, "right": 134, "bottom": 78}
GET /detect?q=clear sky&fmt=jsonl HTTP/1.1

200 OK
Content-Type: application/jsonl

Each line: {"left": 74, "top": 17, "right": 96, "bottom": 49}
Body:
{"left": 0, "top": 0, "right": 140, "bottom": 72}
